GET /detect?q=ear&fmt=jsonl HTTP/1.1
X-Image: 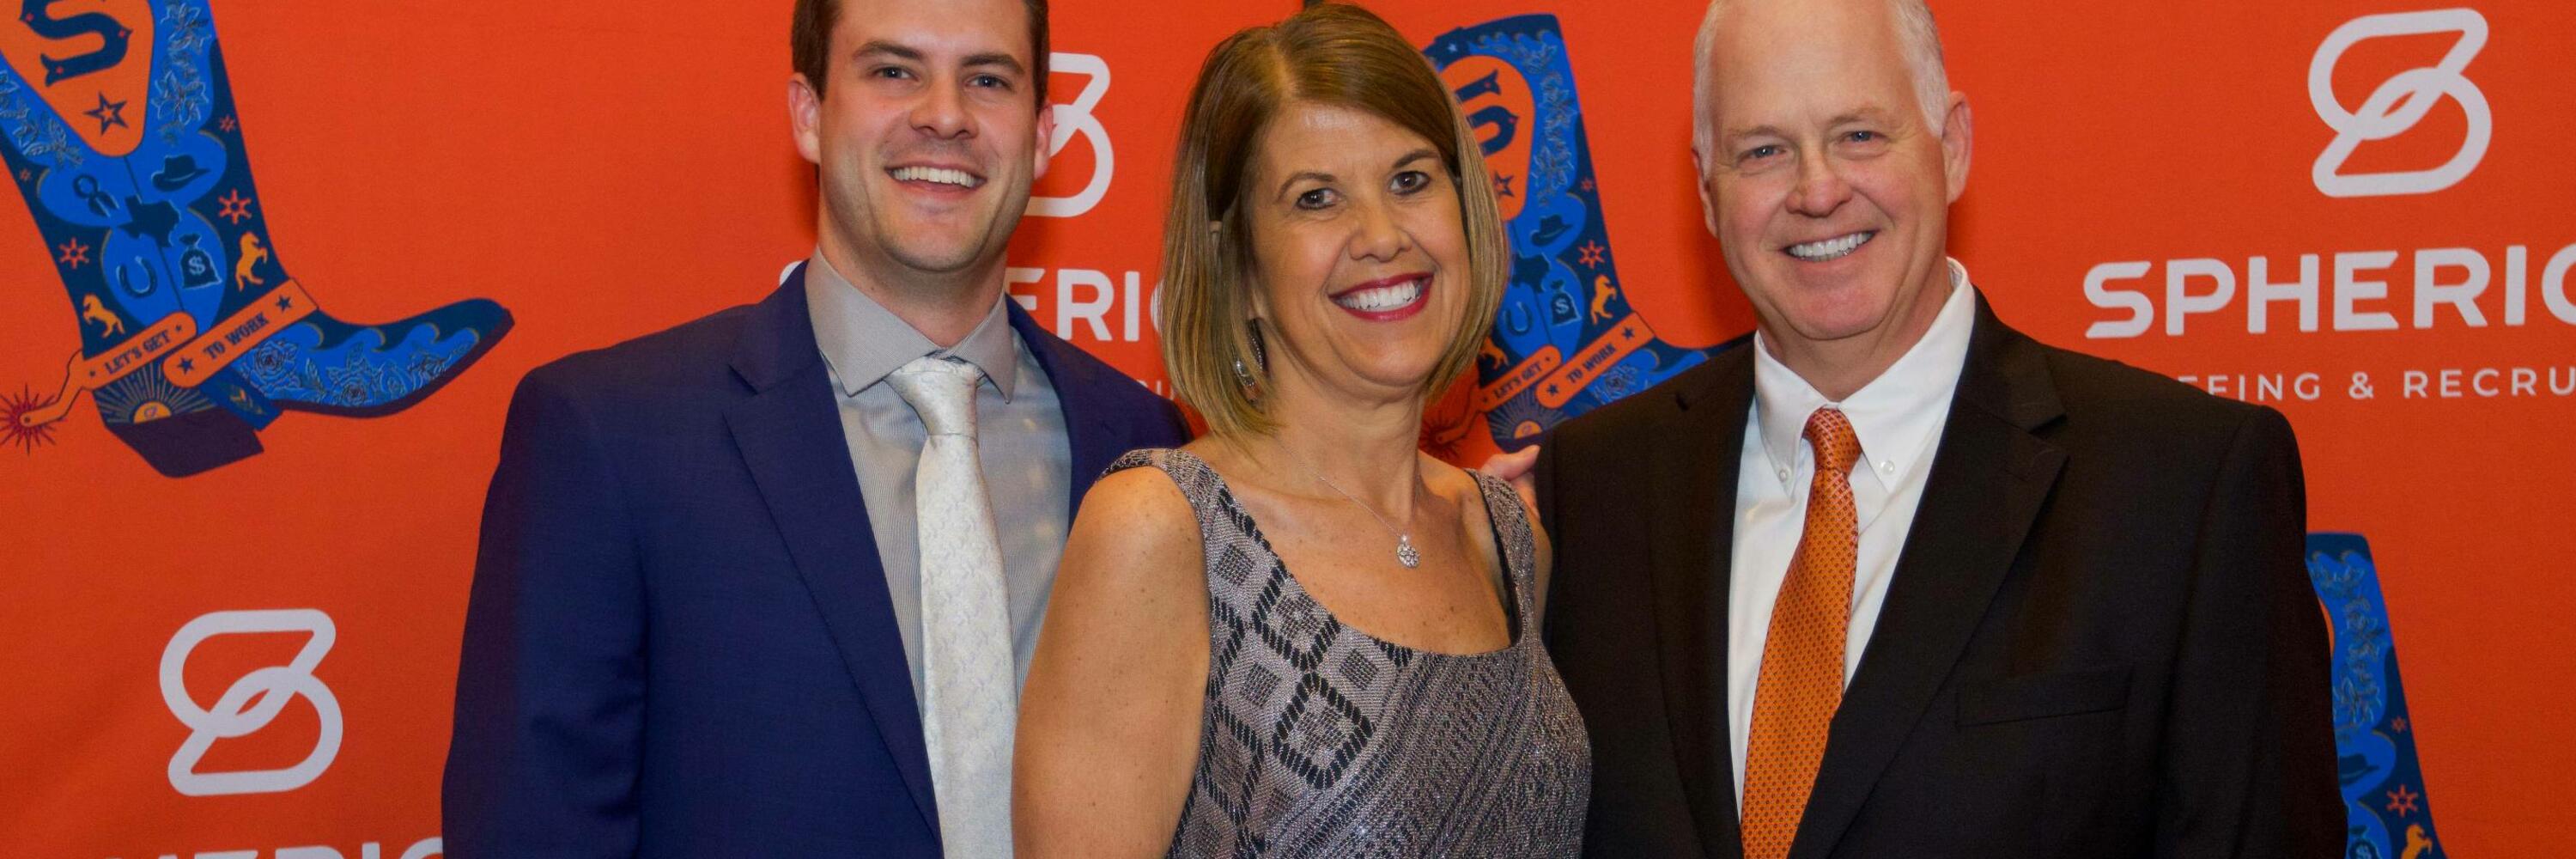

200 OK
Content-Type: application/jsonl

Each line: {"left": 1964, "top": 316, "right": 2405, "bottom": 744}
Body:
{"left": 1941, "top": 92, "right": 1972, "bottom": 204}
{"left": 788, "top": 74, "right": 824, "bottom": 166}
{"left": 1690, "top": 144, "right": 1722, "bottom": 238}
{"left": 1031, "top": 102, "right": 1058, "bottom": 181}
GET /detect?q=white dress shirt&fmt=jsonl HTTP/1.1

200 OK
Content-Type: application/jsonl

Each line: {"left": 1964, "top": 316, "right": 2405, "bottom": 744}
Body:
{"left": 1727, "top": 259, "right": 1976, "bottom": 807}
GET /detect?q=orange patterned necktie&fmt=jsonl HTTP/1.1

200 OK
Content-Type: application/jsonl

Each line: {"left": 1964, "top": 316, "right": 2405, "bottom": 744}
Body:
{"left": 1741, "top": 407, "right": 1863, "bottom": 859}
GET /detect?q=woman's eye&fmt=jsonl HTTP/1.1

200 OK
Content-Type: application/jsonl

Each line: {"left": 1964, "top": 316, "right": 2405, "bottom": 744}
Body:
{"left": 1296, "top": 188, "right": 1338, "bottom": 210}
{"left": 1392, "top": 170, "right": 1431, "bottom": 193}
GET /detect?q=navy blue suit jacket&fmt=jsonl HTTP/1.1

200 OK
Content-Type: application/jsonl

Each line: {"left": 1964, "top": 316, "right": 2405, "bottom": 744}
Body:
{"left": 443, "top": 265, "right": 1189, "bottom": 857}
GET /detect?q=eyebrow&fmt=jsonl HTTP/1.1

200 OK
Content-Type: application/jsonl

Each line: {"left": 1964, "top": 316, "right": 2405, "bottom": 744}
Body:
{"left": 1272, "top": 148, "right": 1443, "bottom": 201}
{"left": 961, "top": 52, "right": 1026, "bottom": 76}
{"left": 854, "top": 40, "right": 925, "bottom": 63}
{"left": 1722, "top": 109, "right": 1898, "bottom": 144}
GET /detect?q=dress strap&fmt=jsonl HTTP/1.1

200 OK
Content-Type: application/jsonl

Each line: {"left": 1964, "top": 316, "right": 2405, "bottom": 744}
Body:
{"left": 1468, "top": 470, "right": 1542, "bottom": 641}
{"left": 1101, "top": 448, "right": 1276, "bottom": 607}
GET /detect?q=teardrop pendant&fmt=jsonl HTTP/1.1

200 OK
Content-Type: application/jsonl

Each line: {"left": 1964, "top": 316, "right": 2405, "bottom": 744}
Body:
{"left": 1395, "top": 535, "right": 1419, "bottom": 569}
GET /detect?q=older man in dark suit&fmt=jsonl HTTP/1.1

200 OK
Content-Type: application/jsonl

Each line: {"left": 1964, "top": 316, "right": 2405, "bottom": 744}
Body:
{"left": 1533, "top": 1, "right": 2342, "bottom": 856}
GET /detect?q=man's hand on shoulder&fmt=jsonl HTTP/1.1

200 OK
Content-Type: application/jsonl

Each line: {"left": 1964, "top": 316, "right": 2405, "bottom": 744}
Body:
{"left": 1478, "top": 445, "right": 1540, "bottom": 515}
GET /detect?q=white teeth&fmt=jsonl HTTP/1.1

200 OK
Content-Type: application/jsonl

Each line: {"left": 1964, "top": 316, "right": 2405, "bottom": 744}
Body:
{"left": 1334, "top": 278, "right": 1425, "bottom": 313}
{"left": 1786, "top": 231, "right": 1874, "bottom": 261}
{"left": 890, "top": 166, "right": 981, "bottom": 188}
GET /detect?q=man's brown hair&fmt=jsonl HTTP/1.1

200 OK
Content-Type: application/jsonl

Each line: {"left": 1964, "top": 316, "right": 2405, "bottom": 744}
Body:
{"left": 792, "top": 0, "right": 1051, "bottom": 107}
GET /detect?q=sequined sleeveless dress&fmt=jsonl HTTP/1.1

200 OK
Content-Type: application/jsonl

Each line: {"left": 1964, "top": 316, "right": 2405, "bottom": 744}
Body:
{"left": 1110, "top": 448, "right": 1591, "bottom": 859}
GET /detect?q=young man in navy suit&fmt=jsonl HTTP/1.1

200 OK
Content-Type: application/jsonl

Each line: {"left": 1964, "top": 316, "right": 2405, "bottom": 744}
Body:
{"left": 440, "top": 0, "right": 1187, "bottom": 855}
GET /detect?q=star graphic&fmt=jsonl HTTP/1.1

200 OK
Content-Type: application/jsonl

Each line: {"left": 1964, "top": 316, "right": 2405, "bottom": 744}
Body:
{"left": 216, "top": 189, "right": 254, "bottom": 224}
{"left": 82, "top": 93, "right": 129, "bottom": 134}
{"left": 2385, "top": 784, "right": 2420, "bottom": 816}
{"left": 219, "top": 115, "right": 237, "bottom": 133}
{"left": 1577, "top": 240, "right": 1606, "bottom": 268}
{"left": 177, "top": 357, "right": 195, "bottom": 374}
{"left": 2391, "top": 716, "right": 2409, "bottom": 732}
{"left": 1620, "top": 324, "right": 1637, "bottom": 338}
{"left": 16, "top": 168, "right": 31, "bottom": 184}
{"left": 1582, "top": 177, "right": 1596, "bottom": 193}
{"left": 1492, "top": 171, "right": 1516, "bottom": 198}
{"left": 276, "top": 294, "right": 295, "bottom": 311}
{"left": 56, "top": 238, "right": 88, "bottom": 267}
{"left": 1545, "top": 382, "right": 1560, "bottom": 397}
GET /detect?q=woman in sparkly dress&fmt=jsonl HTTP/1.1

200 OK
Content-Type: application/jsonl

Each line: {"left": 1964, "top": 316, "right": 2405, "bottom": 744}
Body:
{"left": 1015, "top": 4, "right": 1589, "bottom": 857}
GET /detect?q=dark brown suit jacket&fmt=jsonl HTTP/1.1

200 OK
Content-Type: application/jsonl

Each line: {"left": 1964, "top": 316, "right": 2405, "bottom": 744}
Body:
{"left": 1536, "top": 294, "right": 2342, "bottom": 858}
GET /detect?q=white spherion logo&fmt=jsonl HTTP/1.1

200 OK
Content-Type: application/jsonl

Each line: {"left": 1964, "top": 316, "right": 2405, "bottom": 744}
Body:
{"left": 1030, "top": 52, "right": 1114, "bottom": 218}
{"left": 2309, "top": 9, "right": 2491, "bottom": 198}
{"left": 160, "top": 609, "right": 343, "bottom": 796}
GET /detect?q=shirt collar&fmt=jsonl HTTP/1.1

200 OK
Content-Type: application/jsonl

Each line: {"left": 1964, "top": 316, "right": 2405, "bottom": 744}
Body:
{"left": 1752, "top": 257, "right": 1976, "bottom": 491}
{"left": 803, "top": 251, "right": 1021, "bottom": 400}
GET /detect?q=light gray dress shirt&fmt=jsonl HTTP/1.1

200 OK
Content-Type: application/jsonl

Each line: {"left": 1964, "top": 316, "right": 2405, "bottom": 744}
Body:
{"left": 803, "top": 253, "right": 1072, "bottom": 710}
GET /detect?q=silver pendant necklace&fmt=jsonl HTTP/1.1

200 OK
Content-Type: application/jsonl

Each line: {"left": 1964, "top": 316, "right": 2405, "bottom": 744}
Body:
{"left": 1278, "top": 441, "right": 1420, "bottom": 569}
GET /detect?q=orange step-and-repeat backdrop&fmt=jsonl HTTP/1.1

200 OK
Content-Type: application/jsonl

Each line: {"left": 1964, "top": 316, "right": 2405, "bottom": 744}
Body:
{"left": 1, "top": 2, "right": 2567, "bottom": 857}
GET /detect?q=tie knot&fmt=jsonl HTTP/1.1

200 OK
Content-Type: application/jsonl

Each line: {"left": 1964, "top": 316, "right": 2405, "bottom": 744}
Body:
{"left": 888, "top": 356, "right": 983, "bottom": 437}
{"left": 1801, "top": 407, "right": 1862, "bottom": 477}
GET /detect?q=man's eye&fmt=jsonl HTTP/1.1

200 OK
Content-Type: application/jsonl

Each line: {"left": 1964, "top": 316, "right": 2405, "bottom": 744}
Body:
{"left": 872, "top": 66, "right": 913, "bottom": 81}
{"left": 1391, "top": 170, "right": 1431, "bottom": 193}
{"left": 971, "top": 74, "right": 1010, "bottom": 89}
{"left": 1846, "top": 131, "right": 1880, "bottom": 143}
{"left": 1741, "top": 144, "right": 1784, "bottom": 161}
{"left": 1296, "top": 188, "right": 1339, "bottom": 210}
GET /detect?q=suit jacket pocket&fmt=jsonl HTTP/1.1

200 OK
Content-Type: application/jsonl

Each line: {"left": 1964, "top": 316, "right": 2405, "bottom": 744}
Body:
{"left": 1956, "top": 664, "right": 2133, "bottom": 726}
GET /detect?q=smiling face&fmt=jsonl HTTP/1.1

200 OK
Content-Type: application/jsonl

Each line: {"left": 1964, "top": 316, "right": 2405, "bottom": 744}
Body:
{"left": 1242, "top": 102, "right": 1473, "bottom": 402}
{"left": 791, "top": 0, "right": 1052, "bottom": 288}
{"left": 1694, "top": 0, "right": 1969, "bottom": 365}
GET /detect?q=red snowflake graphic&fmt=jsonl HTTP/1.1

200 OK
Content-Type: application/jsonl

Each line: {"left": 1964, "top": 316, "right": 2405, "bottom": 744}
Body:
{"left": 2385, "top": 783, "right": 2420, "bottom": 816}
{"left": 217, "top": 189, "right": 254, "bottom": 224}
{"left": 1577, "top": 241, "right": 1606, "bottom": 268}
{"left": 56, "top": 237, "right": 88, "bottom": 267}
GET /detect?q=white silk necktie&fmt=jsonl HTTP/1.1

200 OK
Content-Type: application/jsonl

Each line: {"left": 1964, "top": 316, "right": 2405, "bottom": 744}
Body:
{"left": 886, "top": 356, "right": 1015, "bottom": 858}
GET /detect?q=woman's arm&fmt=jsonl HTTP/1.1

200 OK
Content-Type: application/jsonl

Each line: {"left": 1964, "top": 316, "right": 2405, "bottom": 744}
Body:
{"left": 1014, "top": 466, "right": 1212, "bottom": 857}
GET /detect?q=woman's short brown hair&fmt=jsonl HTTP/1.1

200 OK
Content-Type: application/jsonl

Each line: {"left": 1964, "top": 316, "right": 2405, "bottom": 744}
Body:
{"left": 1160, "top": 3, "right": 1508, "bottom": 438}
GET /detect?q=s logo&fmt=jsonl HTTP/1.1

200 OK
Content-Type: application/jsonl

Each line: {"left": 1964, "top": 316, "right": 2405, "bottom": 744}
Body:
{"left": 160, "top": 609, "right": 343, "bottom": 796}
{"left": 2309, "top": 9, "right": 2490, "bottom": 198}
{"left": 1030, "top": 52, "right": 1111, "bottom": 218}
{"left": 0, "top": 0, "right": 151, "bottom": 155}
{"left": 1442, "top": 54, "right": 1534, "bottom": 222}
{"left": 19, "top": 0, "right": 131, "bottom": 85}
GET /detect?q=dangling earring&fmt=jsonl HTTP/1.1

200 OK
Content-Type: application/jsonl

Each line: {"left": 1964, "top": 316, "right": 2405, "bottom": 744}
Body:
{"left": 1231, "top": 319, "right": 1268, "bottom": 398}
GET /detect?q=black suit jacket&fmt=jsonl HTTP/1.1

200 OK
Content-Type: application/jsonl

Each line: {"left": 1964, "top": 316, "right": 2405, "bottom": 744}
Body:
{"left": 1536, "top": 293, "right": 2341, "bottom": 858}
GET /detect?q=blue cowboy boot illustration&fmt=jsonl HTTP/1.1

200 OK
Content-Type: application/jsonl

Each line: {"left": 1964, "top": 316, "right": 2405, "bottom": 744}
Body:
{"left": 1423, "top": 15, "right": 1734, "bottom": 450}
{"left": 2, "top": 0, "right": 511, "bottom": 477}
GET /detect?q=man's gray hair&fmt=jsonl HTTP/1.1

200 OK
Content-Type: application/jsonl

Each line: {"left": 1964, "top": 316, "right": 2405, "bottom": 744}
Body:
{"left": 1691, "top": 0, "right": 1950, "bottom": 161}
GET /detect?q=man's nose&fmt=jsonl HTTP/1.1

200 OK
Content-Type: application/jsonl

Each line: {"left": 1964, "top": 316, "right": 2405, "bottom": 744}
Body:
{"left": 911, "top": 80, "right": 973, "bottom": 139}
{"left": 1787, "top": 154, "right": 1853, "bottom": 217}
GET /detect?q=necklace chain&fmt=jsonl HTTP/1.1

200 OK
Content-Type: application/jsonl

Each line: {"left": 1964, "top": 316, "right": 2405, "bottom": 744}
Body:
{"left": 1276, "top": 441, "right": 1421, "bottom": 569}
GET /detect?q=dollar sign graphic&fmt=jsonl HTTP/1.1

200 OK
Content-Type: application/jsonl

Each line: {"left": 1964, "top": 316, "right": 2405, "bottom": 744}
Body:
{"left": 20, "top": 0, "right": 131, "bottom": 86}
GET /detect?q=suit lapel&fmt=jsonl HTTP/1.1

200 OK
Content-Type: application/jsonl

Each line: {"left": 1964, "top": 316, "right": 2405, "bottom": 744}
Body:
{"left": 723, "top": 265, "right": 941, "bottom": 835}
{"left": 1789, "top": 294, "right": 2067, "bottom": 859}
{"left": 1007, "top": 307, "right": 1123, "bottom": 509}
{"left": 1649, "top": 344, "right": 1756, "bottom": 859}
